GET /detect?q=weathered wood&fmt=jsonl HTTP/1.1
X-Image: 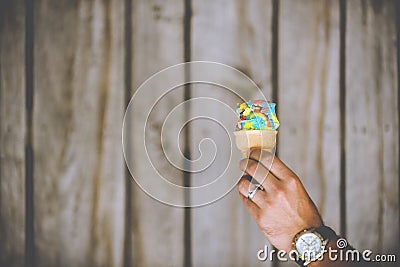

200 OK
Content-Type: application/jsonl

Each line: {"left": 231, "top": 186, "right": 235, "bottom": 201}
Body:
{"left": 191, "top": 1, "right": 274, "bottom": 266}
{"left": 345, "top": 0, "right": 399, "bottom": 253}
{"left": 0, "top": 0, "right": 26, "bottom": 267}
{"left": 33, "top": 1, "right": 125, "bottom": 266}
{"left": 0, "top": 1, "right": 398, "bottom": 267}
{"left": 278, "top": 1, "right": 341, "bottom": 266}
{"left": 278, "top": 0, "right": 341, "bottom": 231}
{"left": 127, "top": 0, "right": 185, "bottom": 266}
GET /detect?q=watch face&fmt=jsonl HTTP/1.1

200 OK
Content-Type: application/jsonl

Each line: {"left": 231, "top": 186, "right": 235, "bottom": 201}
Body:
{"left": 295, "top": 232, "right": 324, "bottom": 261}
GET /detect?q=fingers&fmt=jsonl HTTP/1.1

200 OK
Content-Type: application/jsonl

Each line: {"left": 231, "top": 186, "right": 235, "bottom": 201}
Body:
{"left": 238, "top": 193, "right": 260, "bottom": 219}
{"left": 238, "top": 158, "right": 281, "bottom": 192}
{"left": 249, "top": 149, "right": 298, "bottom": 181}
{"left": 237, "top": 176, "right": 266, "bottom": 208}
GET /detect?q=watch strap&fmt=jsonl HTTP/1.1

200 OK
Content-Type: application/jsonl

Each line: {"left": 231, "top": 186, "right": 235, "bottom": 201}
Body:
{"left": 314, "top": 225, "right": 337, "bottom": 241}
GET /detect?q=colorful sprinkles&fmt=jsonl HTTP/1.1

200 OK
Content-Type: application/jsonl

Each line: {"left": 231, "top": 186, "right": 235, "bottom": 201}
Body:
{"left": 235, "top": 100, "right": 279, "bottom": 130}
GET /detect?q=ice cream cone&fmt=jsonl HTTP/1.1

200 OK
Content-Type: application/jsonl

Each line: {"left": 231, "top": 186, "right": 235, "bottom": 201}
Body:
{"left": 234, "top": 130, "right": 277, "bottom": 158}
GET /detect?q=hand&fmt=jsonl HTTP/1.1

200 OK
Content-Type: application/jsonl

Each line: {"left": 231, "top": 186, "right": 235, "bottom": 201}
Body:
{"left": 237, "top": 149, "right": 323, "bottom": 253}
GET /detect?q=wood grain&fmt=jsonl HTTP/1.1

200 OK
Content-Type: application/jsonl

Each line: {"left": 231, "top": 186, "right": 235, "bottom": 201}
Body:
{"left": 0, "top": 0, "right": 26, "bottom": 266}
{"left": 278, "top": 0, "right": 341, "bottom": 265}
{"left": 278, "top": 0, "right": 341, "bottom": 230}
{"left": 33, "top": 1, "right": 125, "bottom": 266}
{"left": 191, "top": 1, "right": 274, "bottom": 266}
{"left": 127, "top": 0, "right": 185, "bottom": 266}
{"left": 345, "top": 0, "right": 399, "bottom": 253}
{"left": 0, "top": 1, "right": 399, "bottom": 266}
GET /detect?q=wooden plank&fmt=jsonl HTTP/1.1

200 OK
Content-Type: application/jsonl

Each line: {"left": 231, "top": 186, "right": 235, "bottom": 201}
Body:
{"left": 191, "top": 1, "right": 274, "bottom": 266}
{"left": 345, "top": 0, "right": 399, "bottom": 253}
{"left": 278, "top": 0, "right": 341, "bottom": 233}
{"left": 278, "top": 1, "right": 341, "bottom": 266}
{"left": 127, "top": 0, "right": 185, "bottom": 266}
{"left": 33, "top": 1, "right": 125, "bottom": 266}
{"left": 0, "top": 0, "right": 26, "bottom": 266}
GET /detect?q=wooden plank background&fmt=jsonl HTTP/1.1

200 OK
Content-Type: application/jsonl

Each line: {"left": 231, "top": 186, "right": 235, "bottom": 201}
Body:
{"left": 127, "top": 0, "right": 185, "bottom": 266}
{"left": 33, "top": 1, "right": 125, "bottom": 267}
{"left": 0, "top": 1, "right": 26, "bottom": 267}
{"left": 345, "top": 0, "right": 399, "bottom": 254}
{"left": 0, "top": 0, "right": 398, "bottom": 267}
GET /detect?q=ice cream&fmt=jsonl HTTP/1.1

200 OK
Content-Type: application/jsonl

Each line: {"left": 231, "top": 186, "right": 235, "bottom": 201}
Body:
{"left": 234, "top": 100, "right": 279, "bottom": 157}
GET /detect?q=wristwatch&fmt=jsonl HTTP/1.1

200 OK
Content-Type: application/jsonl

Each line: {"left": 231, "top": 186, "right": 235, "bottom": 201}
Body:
{"left": 292, "top": 225, "right": 337, "bottom": 266}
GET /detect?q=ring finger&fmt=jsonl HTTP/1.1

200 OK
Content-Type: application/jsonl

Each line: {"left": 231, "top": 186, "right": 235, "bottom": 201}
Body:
{"left": 237, "top": 176, "right": 266, "bottom": 208}
{"left": 239, "top": 158, "right": 281, "bottom": 193}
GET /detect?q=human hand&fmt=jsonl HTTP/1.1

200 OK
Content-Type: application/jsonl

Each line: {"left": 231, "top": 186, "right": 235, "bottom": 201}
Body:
{"left": 237, "top": 149, "right": 323, "bottom": 253}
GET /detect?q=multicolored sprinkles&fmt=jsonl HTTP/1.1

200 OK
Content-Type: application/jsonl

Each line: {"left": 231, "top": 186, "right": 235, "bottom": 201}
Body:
{"left": 235, "top": 100, "right": 279, "bottom": 131}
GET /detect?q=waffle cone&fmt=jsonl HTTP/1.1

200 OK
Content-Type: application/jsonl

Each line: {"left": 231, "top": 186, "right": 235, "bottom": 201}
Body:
{"left": 234, "top": 130, "right": 277, "bottom": 158}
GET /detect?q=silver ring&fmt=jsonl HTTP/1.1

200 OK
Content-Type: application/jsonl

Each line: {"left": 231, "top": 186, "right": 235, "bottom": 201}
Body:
{"left": 256, "top": 184, "right": 264, "bottom": 191}
{"left": 247, "top": 184, "right": 264, "bottom": 201}
{"left": 247, "top": 188, "right": 258, "bottom": 200}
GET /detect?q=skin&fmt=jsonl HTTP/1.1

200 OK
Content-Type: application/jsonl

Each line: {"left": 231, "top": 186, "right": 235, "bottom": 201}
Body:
{"left": 237, "top": 149, "right": 370, "bottom": 267}
{"left": 237, "top": 149, "right": 323, "bottom": 253}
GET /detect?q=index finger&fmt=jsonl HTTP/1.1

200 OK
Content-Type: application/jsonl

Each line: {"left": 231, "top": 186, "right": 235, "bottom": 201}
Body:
{"left": 249, "top": 149, "right": 298, "bottom": 181}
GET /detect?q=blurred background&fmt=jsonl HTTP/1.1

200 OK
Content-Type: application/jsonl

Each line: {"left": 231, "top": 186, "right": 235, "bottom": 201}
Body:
{"left": 0, "top": 0, "right": 399, "bottom": 267}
